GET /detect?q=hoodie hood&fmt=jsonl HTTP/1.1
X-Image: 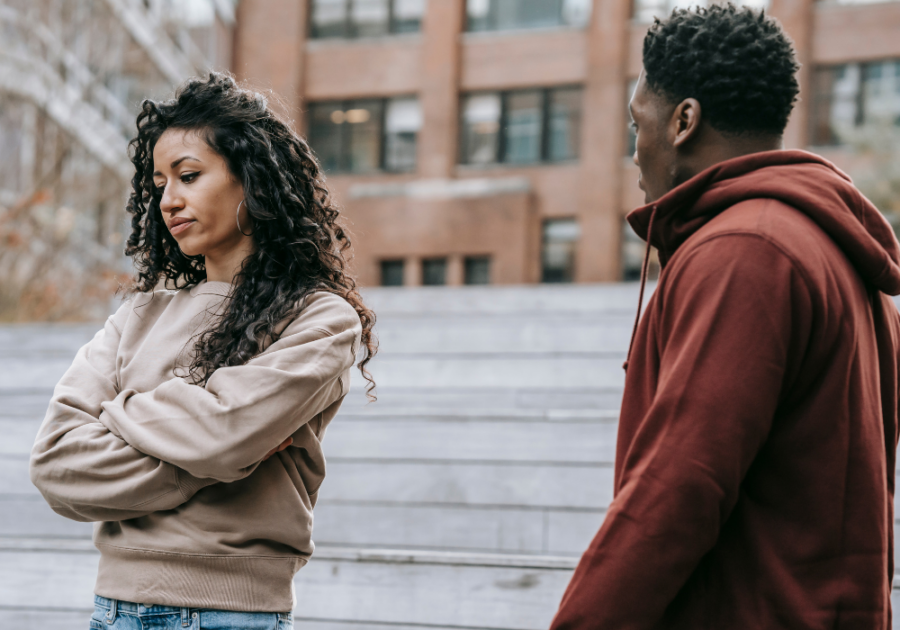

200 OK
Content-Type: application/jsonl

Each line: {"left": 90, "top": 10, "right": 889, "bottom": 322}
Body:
{"left": 627, "top": 149, "right": 900, "bottom": 295}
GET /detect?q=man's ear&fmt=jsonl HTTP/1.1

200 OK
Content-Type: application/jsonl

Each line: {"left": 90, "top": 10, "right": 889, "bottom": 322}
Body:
{"left": 668, "top": 98, "right": 702, "bottom": 148}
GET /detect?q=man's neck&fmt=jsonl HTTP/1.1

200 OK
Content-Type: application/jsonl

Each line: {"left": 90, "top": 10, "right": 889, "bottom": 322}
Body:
{"left": 676, "top": 128, "right": 783, "bottom": 187}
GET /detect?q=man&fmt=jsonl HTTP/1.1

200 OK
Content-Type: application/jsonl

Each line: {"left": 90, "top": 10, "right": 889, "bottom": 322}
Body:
{"left": 551, "top": 5, "right": 900, "bottom": 629}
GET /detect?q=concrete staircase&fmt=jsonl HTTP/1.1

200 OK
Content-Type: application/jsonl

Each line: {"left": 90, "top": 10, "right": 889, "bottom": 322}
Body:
{"left": 1, "top": 284, "right": 898, "bottom": 629}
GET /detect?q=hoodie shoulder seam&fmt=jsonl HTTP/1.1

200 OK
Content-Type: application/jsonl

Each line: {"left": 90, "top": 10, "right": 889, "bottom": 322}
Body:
{"left": 669, "top": 231, "right": 816, "bottom": 300}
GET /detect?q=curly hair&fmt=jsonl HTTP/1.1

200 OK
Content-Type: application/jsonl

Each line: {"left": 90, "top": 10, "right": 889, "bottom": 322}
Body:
{"left": 643, "top": 3, "right": 800, "bottom": 136}
{"left": 125, "top": 72, "right": 376, "bottom": 397}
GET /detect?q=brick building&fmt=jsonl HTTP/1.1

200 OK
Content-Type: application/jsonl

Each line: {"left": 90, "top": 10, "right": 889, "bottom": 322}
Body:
{"left": 231, "top": 0, "right": 900, "bottom": 286}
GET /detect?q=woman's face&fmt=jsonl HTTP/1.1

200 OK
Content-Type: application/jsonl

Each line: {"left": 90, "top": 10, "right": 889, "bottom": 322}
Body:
{"left": 152, "top": 128, "right": 251, "bottom": 261}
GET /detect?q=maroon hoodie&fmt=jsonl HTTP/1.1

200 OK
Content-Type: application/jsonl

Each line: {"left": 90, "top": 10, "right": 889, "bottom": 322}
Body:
{"left": 550, "top": 150, "right": 900, "bottom": 629}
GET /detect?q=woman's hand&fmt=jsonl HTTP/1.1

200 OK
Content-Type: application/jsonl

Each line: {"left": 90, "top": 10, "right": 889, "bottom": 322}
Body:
{"left": 263, "top": 437, "right": 293, "bottom": 461}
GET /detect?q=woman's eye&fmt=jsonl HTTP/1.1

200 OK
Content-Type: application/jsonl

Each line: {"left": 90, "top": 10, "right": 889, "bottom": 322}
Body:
{"left": 181, "top": 172, "right": 199, "bottom": 183}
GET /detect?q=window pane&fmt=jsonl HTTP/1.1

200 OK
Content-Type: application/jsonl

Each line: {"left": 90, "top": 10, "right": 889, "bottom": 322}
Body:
{"left": 541, "top": 219, "right": 579, "bottom": 283}
{"left": 462, "top": 93, "right": 501, "bottom": 164}
{"left": 504, "top": 90, "right": 543, "bottom": 164}
{"left": 633, "top": 0, "right": 667, "bottom": 22}
{"left": 621, "top": 220, "right": 659, "bottom": 282}
{"left": 422, "top": 258, "right": 447, "bottom": 286}
{"left": 352, "top": 0, "right": 390, "bottom": 37}
{"left": 467, "top": 0, "right": 493, "bottom": 31}
{"left": 393, "top": 0, "right": 425, "bottom": 32}
{"left": 312, "top": 0, "right": 348, "bottom": 37}
{"left": 548, "top": 87, "right": 582, "bottom": 161}
{"left": 810, "top": 64, "right": 861, "bottom": 146}
{"left": 381, "top": 260, "right": 405, "bottom": 286}
{"left": 862, "top": 60, "right": 900, "bottom": 126}
{"left": 346, "top": 99, "right": 384, "bottom": 173}
{"left": 633, "top": 0, "right": 769, "bottom": 23}
{"left": 384, "top": 97, "right": 421, "bottom": 172}
{"left": 464, "top": 256, "right": 491, "bottom": 285}
{"left": 496, "top": 0, "right": 563, "bottom": 30}
{"left": 562, "top": 0, "right": 592, "bottom": 26}
{"left": 308, "top": 102, "right": 345, "bottom": 172}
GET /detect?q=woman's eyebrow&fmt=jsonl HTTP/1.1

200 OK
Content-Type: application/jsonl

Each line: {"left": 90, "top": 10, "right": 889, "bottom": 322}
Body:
{"left": 153, "top": 155, "right": 201, "bottom": 177}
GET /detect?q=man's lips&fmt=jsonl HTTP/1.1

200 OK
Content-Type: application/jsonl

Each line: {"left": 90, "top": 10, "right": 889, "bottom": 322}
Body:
{"left": 169, "top": 218, "right": 195, "bottom": 236}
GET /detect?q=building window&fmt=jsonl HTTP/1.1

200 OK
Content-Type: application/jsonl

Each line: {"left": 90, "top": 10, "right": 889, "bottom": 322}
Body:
{"left": 460, "top": 87, "right": 583, "bottom": 166}
{"left": 632, "top": 0, "right": 768, "bottom": 23}
{"left": 810, "top": 60, "right": 900, "bottom": 146}
{"left": 467, "top": 0, "right": 592, "bottom": 32}
{"left": 464, "top": 256, "right": 491, "bottom": 285}
{"left": 541, "top": 219, "right": 580, "bottom": 283}
{"left": 384, "top": 98, "right": 422, "bottom": 172}
{"left": 422, "top": 258, "right": 448, "bottom": 285}
{"left": 308, "top": 97, "right": 421, "bottom": 173}
{"left": 381, "top": 259, "right": 405, "bottom": 286}
{"left": 621, "top": 220, "right": 660, "bottom": 282}
{"left": 311, "top": 0, "right": 426, "bottom": 38}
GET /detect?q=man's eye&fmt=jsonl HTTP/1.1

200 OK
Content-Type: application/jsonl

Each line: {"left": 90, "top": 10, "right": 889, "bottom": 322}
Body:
{"left": 181, "top": 172, "right": 199, "bottom": 183}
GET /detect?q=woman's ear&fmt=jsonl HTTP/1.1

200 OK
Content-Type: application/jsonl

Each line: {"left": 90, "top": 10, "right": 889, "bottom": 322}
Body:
{"left": 669, "top": 98, "right": 702, "bottom": 148}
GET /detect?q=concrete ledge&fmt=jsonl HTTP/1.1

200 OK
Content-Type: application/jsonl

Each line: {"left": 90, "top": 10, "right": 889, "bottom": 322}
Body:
{"left": 349, "top": 177, "right": 531, "bottom": 200}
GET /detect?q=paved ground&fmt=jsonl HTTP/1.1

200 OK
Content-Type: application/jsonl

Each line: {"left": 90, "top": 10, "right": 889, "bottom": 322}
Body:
{"left": 2, "top": 284, "right": 899, "bottom": 628}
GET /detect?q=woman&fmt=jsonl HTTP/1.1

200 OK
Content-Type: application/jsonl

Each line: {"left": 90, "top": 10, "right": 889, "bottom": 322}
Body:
{"left": 29, "top": 72, "right": 376, "bottom": 630}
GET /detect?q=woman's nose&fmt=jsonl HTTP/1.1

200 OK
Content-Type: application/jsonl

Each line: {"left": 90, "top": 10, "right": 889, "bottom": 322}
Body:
{"left": 158, "top": 185, "right": 183, "bottom": 214}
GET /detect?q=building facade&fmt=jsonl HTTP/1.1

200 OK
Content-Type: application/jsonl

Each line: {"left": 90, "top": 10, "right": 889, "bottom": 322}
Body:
{"left": 232, "top": 0, "right": 900, "bottom": 286}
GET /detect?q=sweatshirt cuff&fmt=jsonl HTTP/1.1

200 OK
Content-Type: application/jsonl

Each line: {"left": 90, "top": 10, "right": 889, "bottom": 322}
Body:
{"left": 97, "top": 407, "right": 123, "bottom": 440}
{"left": 176, "top": 469, "right": 215, "bottom": 501}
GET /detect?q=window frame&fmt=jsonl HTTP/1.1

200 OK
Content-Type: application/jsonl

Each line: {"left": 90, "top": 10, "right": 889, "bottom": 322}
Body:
{"left": 463, "top": 255, "right": 492, "bottom": 285}
{"left": 310, "top": 0, "right": 425, "bottom": 39}
{"left": 540, "top": 217, "right": 581, "bottom": 284}
{"left": 460, "top": 85, "right": 583, "bottom": 166}
{"left": 380, "top": 259, "right": 406, "bottom": 286}
{"left": 307, "top": 95, "right": 420, "bottom": 174}
{"left": 808, "top": 58, "right": 900, "bottom": 147}
{"left": 422, "top": 257, "right": 449, "bottom": 286}
{"left": 465, "top": 0, "right": 591, "bottom": 33}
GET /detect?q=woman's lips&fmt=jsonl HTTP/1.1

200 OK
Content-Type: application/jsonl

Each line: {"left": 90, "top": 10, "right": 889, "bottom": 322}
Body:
{"left": 170, "top": 220, "right": 195, "bottom": 236}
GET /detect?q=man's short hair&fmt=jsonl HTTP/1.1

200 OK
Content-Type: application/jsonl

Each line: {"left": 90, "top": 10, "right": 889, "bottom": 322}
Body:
{"left": 643, "top": 3, "right": 800, "bottom": 137}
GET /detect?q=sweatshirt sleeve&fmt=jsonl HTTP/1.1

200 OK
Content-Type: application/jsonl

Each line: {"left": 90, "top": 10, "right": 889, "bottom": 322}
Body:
{"left": 97, "top": 293, "right": 361, "bottom": 483}
{"left": 30, "top": 305, "right": 217, "bottom": 523}
{"left": 550, "top": 234, "right": 812, "bottom": 629}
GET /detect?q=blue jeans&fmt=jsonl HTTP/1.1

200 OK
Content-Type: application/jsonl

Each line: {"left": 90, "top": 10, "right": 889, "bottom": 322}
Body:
{"left": 90, "top": 595, "right": 293, "bottom": 630}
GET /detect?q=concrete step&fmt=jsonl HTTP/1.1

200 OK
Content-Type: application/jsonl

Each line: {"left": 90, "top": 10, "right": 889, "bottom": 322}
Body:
{"left": 0, "top": 537, "right": 576, "bottom": 630}
{"left": 0, "top": 387, "right": 626, "bottom": 422}
{"left": 362, "top": 284, "right": 650, "bottom": 316}
{"left": 0, "top": 355, "right": 627, "bottom": 392}
{"left": 351, "top": 354, "right": 626, "bottom": 390}
{"left": 3, "top": 537, "right": 900, "bottom": 630}
{"left": 374, "top": 315, "right": 633, "bottom": 354}
{"left": 339, "top": 387, "right": 625, "bottom": 411}
{"left": 0, "top": 315, "right": 637, "bottom": 359}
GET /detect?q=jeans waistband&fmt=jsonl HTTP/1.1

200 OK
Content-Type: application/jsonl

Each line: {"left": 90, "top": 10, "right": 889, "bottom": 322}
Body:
{"left": 94, "top": 595, "right": 184, "bottom": 614}
{"left": 94, "top": 595, "right": 293, "bottom": 620}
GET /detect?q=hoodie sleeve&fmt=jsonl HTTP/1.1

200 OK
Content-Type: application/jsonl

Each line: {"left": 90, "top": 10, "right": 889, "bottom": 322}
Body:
{"left": 30, "top": 305, "right": 217, "bottom": 523}
{"left": 96, "top": 293, "right": 361, "bottom": 483}
{"left": 550, "top": 234, "right": 812, "bottom": 629}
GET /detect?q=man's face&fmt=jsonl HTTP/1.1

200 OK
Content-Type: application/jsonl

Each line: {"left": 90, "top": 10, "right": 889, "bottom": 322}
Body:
{"left": 629, "top": 72, "right": 676, "bottom": 204}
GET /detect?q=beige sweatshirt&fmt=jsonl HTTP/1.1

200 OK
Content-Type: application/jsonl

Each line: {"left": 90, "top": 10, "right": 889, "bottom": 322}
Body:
{"left": 29, "top": 281, "right": 362, "bottom": 612}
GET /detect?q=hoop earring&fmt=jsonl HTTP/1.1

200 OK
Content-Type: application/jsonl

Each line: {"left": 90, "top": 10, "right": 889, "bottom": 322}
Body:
{"left": 236, "top": 199, "right": 252, "bottom": 236}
